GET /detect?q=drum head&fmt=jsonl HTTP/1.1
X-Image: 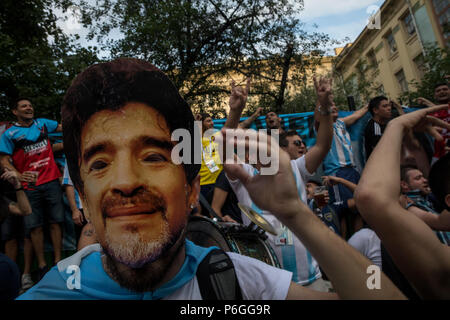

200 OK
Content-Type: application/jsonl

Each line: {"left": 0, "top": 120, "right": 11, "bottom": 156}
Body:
{"left": 186, "top": 216, "right": 231, "bottom": 251}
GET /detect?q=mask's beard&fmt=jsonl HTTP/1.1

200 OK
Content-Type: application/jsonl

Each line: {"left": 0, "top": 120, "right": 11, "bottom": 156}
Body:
{"left": 100, "top": 188, "right": 169, "bottom": 268}
{"left": 103, "top": 218, "right": 171, "bottom": 268}
{"left": 102, "top": 225, "right": 187, "bottom": 293}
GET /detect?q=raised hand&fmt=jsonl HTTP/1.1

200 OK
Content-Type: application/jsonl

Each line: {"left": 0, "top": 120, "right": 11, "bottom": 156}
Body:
{"left": 254, "top": 107, "right": 263, "bottom": 117}
{"left": 390, "top": 104, "right": 450, "bottom": 142}
{"left": 417, "top": 97, "right": 435, "bottom": 108}
{"left": 219, "top": 128, "right": 304, "bottom": 222}
{"left": 229, "top": 77, "right": 251, "bottom": 112}
{"left": 313, "top": 76, "right": 333, "bottom": 111}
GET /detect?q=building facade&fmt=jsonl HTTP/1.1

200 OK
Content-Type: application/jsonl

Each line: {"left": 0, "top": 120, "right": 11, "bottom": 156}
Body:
{"left": 334, "top": 0, "right": 449, "bottom": 104}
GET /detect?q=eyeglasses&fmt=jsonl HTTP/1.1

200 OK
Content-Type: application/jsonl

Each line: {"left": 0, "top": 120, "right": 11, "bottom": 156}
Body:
{"left": 293, "top": 140, "right": 303, "bottom": 147}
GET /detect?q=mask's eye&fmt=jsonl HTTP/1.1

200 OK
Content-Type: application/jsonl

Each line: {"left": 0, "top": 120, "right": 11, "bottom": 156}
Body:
{"left": 143, "top": 154, "right": 167, "bottom": 163}
{"left": 90, "top": 160, "right": 108, "bottom": 171}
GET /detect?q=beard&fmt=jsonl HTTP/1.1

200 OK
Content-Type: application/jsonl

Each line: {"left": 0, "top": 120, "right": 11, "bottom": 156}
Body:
{"left": 100, "top": 188, "right": 169, "bottom": 268}
{"left": 97, "top": 187, "right": 188, "bottom": 292}
{"left": 102, "top": 224, "right": 187, "bottom": 293}
{"left": 103, "top": 218, "right": 171, "bottom": 268}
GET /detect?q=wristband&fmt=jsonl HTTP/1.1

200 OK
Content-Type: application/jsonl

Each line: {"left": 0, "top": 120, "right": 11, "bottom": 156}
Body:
{"left": 318, "top": 105, "right": 331, "bottom": 116}
{"left": 15, "top": 186, "right": 24, "bottom": 191}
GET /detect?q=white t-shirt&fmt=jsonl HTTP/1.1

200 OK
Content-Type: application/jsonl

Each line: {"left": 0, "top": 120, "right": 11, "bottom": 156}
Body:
{"left": 227, "top": 155, "right": 322, "bottom": 285}
{"left": 348, "top": 228, "right": 382, "bottom": 269}
{"left": 164, "top": 252, "right": 292, "bottom": 300}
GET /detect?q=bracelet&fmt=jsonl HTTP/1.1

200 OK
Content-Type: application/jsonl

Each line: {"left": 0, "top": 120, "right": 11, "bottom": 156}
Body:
{"left": 15, "top": 186, "right": 24, "bottom": 191}
{"left": 318, "top": 105, "right": 331, "bottom": 116}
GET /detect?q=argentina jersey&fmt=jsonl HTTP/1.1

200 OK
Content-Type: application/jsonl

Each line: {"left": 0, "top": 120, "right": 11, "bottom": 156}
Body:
{"left": 406, "top": 191, "right": 450, "bottom": 246}
{"left": 323, "top": 119, "right": 355, "bottom": 175}
{"left": 226, "top": 156, "right": 321, "bottom": 285}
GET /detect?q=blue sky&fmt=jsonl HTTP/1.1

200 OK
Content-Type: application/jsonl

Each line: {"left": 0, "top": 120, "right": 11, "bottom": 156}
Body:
{"left": 57, "top": 0, "right": 386, "bottom": 57}
{"left": 299, "top": 0, "right": 385, "bottom": 45}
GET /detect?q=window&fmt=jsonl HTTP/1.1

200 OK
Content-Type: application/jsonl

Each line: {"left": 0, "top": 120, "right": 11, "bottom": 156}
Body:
{"left": 366, "top": 49, "right": 378, "bottom": 68}
{"left": 385, "top": 32, "right": 397, "bottom": 55}
{"left": 413, "top": 54, "right": 427, "bottom": 79}
{"left": 403, "top": 12, "right": 416, "bottom": 37}
{"left": 432, "top": 0, "right": 450, "bottom": 41}
{"left": 395, "top": 69, "right": 408, "bottom": 93}
{"left": 433, "top": 0, "right": 448, "bottom": 14}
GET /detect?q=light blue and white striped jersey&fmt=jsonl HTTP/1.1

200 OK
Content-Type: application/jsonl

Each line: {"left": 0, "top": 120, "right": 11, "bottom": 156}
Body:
{"left": 323, "top": 119, "right": 355, "bottom": 175}
{"left": 405, "top": 190, "right": 450, "bottom": 246}
{"left": 62, "top": 160, "right": 82, "bottom": 210}
{"left": 227, "top": 155, "right": 321, "bottom": 285}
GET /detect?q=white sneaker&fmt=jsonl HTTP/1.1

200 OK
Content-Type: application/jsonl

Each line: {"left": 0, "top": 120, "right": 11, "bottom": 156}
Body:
{"left": 21, "top": 273, "right": 34, "bottom": 291}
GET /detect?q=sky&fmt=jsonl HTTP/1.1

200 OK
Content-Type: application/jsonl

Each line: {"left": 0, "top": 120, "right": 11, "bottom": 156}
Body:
{"left": 56, "top": 0, "right": 386, "bottom": 57}
{"left": 299, "top": 0, "right": 385, "bottom": 46}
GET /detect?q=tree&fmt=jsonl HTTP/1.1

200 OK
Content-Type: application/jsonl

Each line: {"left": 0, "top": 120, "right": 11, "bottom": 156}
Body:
{"left": 75, "top": 0, "right": 334, "bottom": 117}
{"left": 399, "top": 45, "right": 450, "bottom": 105}
{"left": 332, "top": 52, "right": 382, "bottom": 111}
{"left": 0, "top": 0, "right": 100, "bottom": 121}
{"left": 244, "top": 21, "right": 335, "bottom": 115}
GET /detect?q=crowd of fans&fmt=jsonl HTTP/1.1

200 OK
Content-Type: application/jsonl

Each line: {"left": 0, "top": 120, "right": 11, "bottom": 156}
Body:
{"left": 0, "top": 61, "right": 449, "bottom": 300}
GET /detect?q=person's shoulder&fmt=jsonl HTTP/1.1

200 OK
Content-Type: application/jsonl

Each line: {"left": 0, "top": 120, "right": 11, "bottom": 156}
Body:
{"left": 35, "top": 118, "right": 58, "bottom": 128}
{"left": 227, "top": 252, "right": 292, "bottom": 300}
{"left": 227, "top": 252, "right": 289, "bottom": 279}
{"left": 17, "top": 244, "right": 103, "bottom": 300}
{"left": 1, "top": 124, "right": 21, "bottom": 137}
{"left": 291, "top": 154, "right": 305, "bottom": 169}
{"left": 364, "top": 118, "right": 375, "bottom": 130}
{"left": 335, "top": 118, "right": 349, "bottom": 129}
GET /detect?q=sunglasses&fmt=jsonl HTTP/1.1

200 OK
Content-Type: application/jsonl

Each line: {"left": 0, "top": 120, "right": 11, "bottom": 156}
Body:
{"left": 293, "top": 140, "right": 303, "bottom": 147}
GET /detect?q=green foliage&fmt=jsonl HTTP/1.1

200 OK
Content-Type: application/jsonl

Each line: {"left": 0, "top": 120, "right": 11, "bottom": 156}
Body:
{"left": 75, "top": 0, "right": 334, "bottom": 116}
{"left": 332, "top": 53, "right": 382, "bottom": 110}
{"left": 0, "top": 0, "right": 100, "bottom": 121}
{"left": 399, "top": 45, "right": 450, "bottom": 105}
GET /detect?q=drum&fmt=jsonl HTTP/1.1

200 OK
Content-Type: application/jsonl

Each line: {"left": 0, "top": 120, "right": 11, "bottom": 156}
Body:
{"left": 186, "top": 216, "right": 281, "bottom": 268}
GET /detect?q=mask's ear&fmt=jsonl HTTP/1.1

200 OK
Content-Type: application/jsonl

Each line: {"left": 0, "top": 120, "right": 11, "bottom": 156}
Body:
{"left": 187, "top": 175, "right": 200, "bottom": 212}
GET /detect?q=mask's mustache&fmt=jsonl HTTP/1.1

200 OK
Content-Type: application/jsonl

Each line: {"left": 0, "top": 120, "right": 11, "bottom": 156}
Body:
{"left": 101, "top": 189, "right": 167, "bottom": 218}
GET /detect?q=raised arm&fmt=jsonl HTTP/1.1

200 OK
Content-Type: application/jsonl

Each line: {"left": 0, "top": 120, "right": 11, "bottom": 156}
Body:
{"left": 304, "top": 77, "right": 334, "bottom": 173}
{"left": 220, "top": 129, "right": 405, "bottom": 300}
{"left": 391, "top": 101, "right": 405, "bottom": 115}
{"left": 238, "top": 107, "right": 262, "bottom": 129}
{"left": 341, "top": 105, "right": 369, "bottom": 127}
{"left": 354, "top": 105, "right": 450, "bottom": 298}
{"left": 223, "top": 78, "right": 251, "bottom": 129}
{"left": 407, "top": 206, "right": 450, "bottom": 232}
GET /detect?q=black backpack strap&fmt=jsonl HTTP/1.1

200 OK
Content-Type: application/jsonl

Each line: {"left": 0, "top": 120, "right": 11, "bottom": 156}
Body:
{"left": 381, "top": 244, "right": 420, "bottom": 300}
{"left": 197, "top": 248, "right": 243, "bottom": 300}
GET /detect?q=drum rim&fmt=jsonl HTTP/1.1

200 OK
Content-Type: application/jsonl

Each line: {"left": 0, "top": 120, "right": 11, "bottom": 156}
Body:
{"left": 187, "top": 215, "right": 281, "bottom": 268}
